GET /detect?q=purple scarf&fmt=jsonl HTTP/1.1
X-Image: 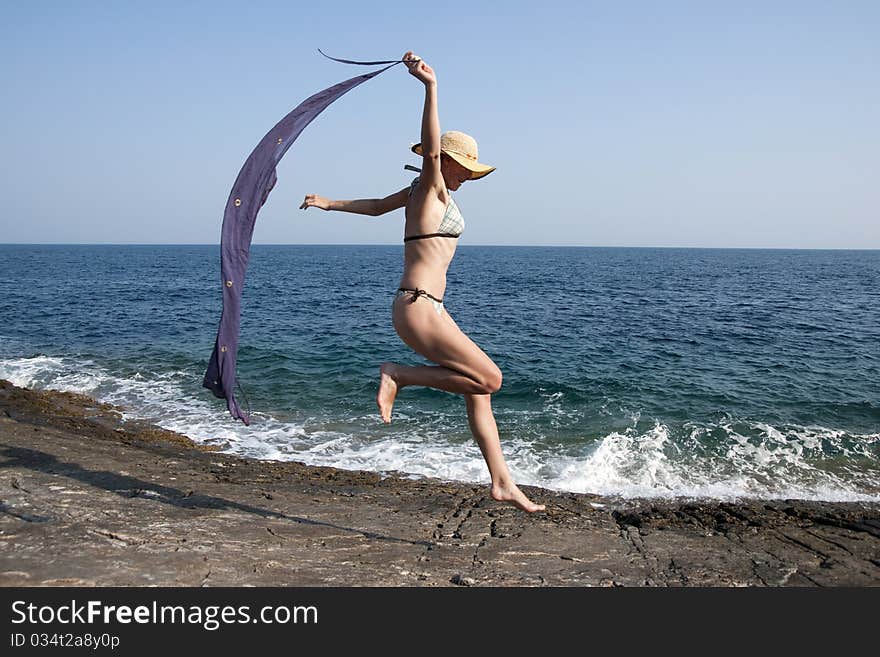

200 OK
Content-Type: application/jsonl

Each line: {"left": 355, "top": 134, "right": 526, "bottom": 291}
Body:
{"left": 204, "top": 53, "right": 401, "bottom": 424}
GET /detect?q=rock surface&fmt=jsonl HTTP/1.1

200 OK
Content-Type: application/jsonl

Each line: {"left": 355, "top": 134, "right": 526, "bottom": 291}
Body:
{"left": 1, "top": 379, "right": 878, "bottom": 586}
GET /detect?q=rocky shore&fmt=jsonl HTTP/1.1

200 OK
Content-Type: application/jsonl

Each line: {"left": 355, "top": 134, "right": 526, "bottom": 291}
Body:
{"left": 1, "top": 379, "right": 878, "bottom": 586}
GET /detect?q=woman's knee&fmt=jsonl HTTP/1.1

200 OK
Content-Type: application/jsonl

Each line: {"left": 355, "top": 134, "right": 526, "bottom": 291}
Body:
{"left": 479, "top": 365, "right": 503, "bottom": 394}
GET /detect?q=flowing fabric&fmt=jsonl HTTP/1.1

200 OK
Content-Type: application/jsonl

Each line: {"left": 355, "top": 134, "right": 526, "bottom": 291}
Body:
{"left": 204, "top": 57, "right": 400, "bottom": 424}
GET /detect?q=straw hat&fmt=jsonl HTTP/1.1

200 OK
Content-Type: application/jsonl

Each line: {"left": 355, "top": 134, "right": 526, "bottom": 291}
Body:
{"left": 411, "top": 131, "right": 496, "bottom": 180}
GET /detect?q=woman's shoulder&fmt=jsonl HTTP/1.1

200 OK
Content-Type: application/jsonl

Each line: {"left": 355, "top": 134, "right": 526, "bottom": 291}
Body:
{"left": 407, "top": 176, "right": 450, "bottom": 206}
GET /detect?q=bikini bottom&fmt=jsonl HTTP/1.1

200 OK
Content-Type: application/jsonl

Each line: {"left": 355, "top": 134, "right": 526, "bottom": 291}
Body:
{"left": 395, "top": 287, "right": 444, "bottom": 317}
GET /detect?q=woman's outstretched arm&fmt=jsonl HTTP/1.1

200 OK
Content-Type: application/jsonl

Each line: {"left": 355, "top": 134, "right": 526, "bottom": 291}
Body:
{"left": 299, "top": 187, "right": 409, "bottom": 216}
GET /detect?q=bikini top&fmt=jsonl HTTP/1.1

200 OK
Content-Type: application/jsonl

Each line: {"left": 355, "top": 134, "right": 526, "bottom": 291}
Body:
{"left": 403, "top": 177, "right": 465, "bottom": 243}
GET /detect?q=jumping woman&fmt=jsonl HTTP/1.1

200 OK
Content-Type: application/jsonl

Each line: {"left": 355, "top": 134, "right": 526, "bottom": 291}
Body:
{"left": 300, "top": 51, "right": 544, "bottom": 513}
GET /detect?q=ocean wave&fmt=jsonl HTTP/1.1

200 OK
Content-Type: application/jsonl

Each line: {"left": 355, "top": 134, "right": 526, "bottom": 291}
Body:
{"left": 1, "top": 353, "right": 878, "bottom": 503}
{"left": 546, "top": 420, "right": 879, "bottom": 502}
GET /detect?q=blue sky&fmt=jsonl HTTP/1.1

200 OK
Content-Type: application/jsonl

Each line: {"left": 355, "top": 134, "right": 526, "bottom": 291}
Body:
{"left": 1, "top": 1, "right": 877, "bottom": 247}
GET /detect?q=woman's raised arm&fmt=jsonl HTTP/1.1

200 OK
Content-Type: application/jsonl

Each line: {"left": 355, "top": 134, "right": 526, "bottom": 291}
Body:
{"left": 404, "top": 51, "right": 443, "bottom": 192}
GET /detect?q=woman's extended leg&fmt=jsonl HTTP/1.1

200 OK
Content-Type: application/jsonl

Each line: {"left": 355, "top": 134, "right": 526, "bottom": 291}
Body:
{"left": 464, "top": 393, "right": 545, "bottom": 513}
{"left": 377, "top": 298, "right": 545, "bottom": 512}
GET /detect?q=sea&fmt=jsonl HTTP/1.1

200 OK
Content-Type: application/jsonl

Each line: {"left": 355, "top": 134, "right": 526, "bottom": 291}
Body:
{"left": 1, "top": 244, "right": 878, "bottom": 502}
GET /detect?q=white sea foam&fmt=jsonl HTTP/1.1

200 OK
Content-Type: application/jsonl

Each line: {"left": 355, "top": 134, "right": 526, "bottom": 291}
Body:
{"left": 2, "top": 354, "right": 878, "bottom": 503}
{"left": 547, "top": 420, "right": 880, "bottom": 502}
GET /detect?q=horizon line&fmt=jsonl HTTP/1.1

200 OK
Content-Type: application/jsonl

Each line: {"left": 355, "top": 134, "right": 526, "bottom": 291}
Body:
{"left": 2, "top": 242, "right": 879, "bottom": 251}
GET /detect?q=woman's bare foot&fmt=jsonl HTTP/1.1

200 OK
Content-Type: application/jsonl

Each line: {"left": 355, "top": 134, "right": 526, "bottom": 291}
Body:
{"left": 491, "top": 481, "right": 546, "bottom": 513}
{"left": 377, "top": 362, "right": 399, "bottom": 423}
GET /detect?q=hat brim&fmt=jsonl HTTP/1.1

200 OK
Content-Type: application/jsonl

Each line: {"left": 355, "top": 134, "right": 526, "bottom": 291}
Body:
{"left": 411, "top": 143, "right": 496, "bottom": 180}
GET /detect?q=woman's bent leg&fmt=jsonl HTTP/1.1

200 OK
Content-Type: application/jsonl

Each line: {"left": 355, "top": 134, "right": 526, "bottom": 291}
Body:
{"left": 378, "top": 362, "right": 493, "bottom": 422}
{"left": 392, "top": 299, "right": 503, "bottom": 392}
{"left": 388, "top": 363, "right": 494, "bottom": 395}
{"left": 378, "top": 300, "right": 503, "bottom": 422}
{"left": 464, "top": 393, "right": 545, "bottom": 513}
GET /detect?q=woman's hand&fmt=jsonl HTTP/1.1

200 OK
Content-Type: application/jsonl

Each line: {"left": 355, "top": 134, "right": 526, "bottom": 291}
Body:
{"left": 300, "top": 194, "right": 331, "bottom": 211}
{"left": 403, "top": 51, "right": 436, "bottom": 86}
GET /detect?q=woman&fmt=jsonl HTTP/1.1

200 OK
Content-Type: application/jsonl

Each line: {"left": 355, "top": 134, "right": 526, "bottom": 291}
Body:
{"left": 300, "top": 52, "right": 544, "bottom": 513}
